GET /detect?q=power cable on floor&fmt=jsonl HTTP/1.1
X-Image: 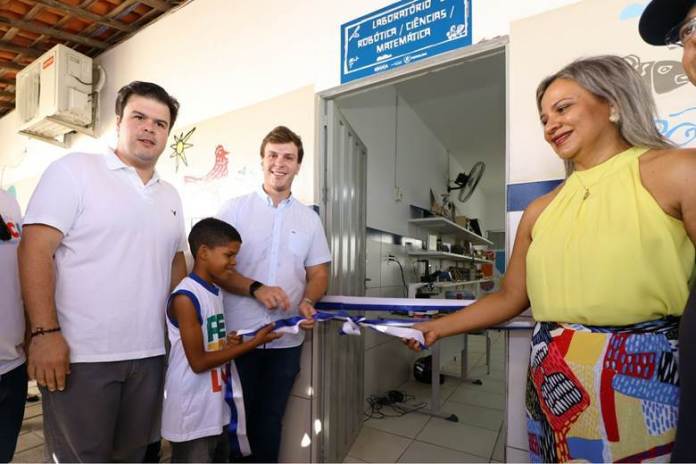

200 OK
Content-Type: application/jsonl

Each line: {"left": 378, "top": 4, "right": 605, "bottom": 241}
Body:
{"left": 363, "top": 390, "right": 426, "bottom": 421}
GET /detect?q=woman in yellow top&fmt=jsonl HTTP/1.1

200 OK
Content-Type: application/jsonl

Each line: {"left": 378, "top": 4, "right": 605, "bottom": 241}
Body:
{"left": 406, "top": 55, "right": 696, "bottom": 462}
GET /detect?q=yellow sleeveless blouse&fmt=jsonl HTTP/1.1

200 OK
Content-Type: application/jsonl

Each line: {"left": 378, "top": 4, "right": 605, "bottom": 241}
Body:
{"left": 527, "top": 147, "right": 694, "bottom": 325}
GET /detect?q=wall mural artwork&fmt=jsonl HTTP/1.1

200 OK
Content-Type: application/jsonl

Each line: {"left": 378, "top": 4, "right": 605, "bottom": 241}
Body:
{"left": 618, "top": 2, "right": 647, "bottom": 21}
{"left": 624, "top": 55, "right": 689, "bottom": 94}
{"left": 169, "top": 127, "right": 196, "bottom": 172}
{"left": 657, "top": 107, "right": 696, "bottom": 147}
{"left": 162, "top": 125, "right": 265, "bottom": 228}
{"left": 157, "top": 85, "right": 315, "bottom": 232}
{"left": 184, "top": 144, "right": 229, "bottom": 184}
{"left": 622, "top": 54, "right": 695, "bottom": 147}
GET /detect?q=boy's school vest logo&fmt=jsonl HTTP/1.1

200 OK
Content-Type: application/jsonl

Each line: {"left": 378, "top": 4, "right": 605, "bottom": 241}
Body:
{"left": 207, "top": 313, "right": 226, "bottom": 350}
{"left": 211, "top": 364, "right": 230, "bottom": 393}
{"left": 206, "top": 313, "right": 230, "bottom": 392}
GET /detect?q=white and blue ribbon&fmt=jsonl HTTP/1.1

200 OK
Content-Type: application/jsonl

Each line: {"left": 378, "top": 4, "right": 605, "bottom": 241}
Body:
{"left": 359, "top": 319, "right": 426, "bottom": 346}
{"left": 235, "top": 296, "right": 530, "bottom": 343}
{"left": 315, "top": 295, "right": 475, "bottom": 314}
{"left": 328, "top": 314, "right": 427, "bottom": 346}
{"left": 314, "top": 296, "right": 534, "bottom": 331}
{"left": 224, "top": 361, "right": 251, "bottom": 457}
{"left": 314, "top": 296, "right": 475, "bottom": 348}
{"left": 224, "top": 295, "right": 531, "bottom": 455}
{"left": 235, "top": 311, "right": 336, "bottom": 338}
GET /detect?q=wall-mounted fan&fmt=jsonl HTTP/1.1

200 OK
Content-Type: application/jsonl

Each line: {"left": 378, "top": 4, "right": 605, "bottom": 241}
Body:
{"left": 448, "top": 161, "right": 486, "bottom": 203}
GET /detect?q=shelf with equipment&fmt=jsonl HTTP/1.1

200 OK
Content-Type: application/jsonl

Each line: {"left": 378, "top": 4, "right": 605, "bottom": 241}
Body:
{"left": 407, "top": 279, "right": 495, "bottom": 298}
{"left": 406, "top": 213, "right": 497, "bottom": 300}
{"left": 430, "top": 278, "right": 494, "bottom": 288}
{"left": 406, "top": 250, "right": 494, "bottom": 264}
{"left": 408, "top": 217, "right": 493, "bottom": 246}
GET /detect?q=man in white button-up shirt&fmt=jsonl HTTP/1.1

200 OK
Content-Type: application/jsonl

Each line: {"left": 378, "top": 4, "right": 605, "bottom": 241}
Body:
{"left": 217, "top": 126, "right": 331, "bottom": 462}
{"left": 18, "top": 81, "right": 187, "bottom": 462}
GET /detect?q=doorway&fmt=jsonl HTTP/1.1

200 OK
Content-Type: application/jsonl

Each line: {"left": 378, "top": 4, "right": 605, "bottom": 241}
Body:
{"left": 316, "top": 37, "right": 509, "bottom": 463}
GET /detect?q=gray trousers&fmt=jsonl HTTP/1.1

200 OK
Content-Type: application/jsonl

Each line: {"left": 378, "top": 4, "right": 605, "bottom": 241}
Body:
{"left": 40, "top": 355, "right": 164, "bottom": 463}
{"left": 171, "top": 429, "right": 229, "bottom": 463}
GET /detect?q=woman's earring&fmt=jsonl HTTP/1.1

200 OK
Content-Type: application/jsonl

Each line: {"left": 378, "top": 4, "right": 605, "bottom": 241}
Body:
{"left": 609, "top": 110, "right": 620, "bottom": 124}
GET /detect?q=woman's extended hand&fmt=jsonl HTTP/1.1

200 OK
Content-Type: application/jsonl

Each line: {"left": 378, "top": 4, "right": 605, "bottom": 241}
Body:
{"left": 403, "top": 321, "right": 440, "bottom": 351}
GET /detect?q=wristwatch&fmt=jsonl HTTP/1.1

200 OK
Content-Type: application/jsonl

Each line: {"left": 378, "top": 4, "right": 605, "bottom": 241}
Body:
{"left": 249, "top": 280, "right": 264, "bottom": 297}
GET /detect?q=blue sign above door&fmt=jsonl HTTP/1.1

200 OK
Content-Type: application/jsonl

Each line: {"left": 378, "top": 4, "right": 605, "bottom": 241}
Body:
{"left": 341, "top": 0, "right": 472, "bottom": 84}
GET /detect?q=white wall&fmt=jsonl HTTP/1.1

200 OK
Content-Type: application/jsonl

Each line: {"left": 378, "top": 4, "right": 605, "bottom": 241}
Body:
{"left": 0, "top": 0, "right": 585, "bottom": 195}
{"left": 338, "top": 87, "right": 449, "bottom": 238}
{"left": 0, "top": 0, "right": 600, "bottom": 461}
{"left": 337, "top": 79, "right": 506, "bottom": 241}
{"left": 485, "top": 191, "right": 505, "bottom": 232}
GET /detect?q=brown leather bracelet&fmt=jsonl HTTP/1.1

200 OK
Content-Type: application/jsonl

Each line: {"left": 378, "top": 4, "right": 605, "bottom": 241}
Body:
{"left": 30, "top": 326, "right": 61, "bottom": 337}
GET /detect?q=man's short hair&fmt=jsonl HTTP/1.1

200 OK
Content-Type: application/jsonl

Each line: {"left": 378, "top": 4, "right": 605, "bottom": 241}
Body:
{"left": 115, "top": 81, "right": 180, "bottom": 130}
{"left": 259, "top": 126, "right": 304, "bottom": 163}
{"left": 188, "top": 218, "right": 242, "bottom": 257}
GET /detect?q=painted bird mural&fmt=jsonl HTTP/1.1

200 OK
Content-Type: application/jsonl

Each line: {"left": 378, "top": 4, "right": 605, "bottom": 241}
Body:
{"left": 184, "top": 144, "right": 230, "bottom": 183}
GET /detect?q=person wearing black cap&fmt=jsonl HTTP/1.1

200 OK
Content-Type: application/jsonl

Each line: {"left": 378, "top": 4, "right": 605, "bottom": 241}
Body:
{"left": 640, "top": 2, "right": 696, "bottom": 462}
{"left": 640, "top": 0, "right": 696, "bottom": 82}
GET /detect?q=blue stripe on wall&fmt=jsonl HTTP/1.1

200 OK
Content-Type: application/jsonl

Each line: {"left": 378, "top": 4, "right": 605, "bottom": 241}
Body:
{"left": 507, "top": 179, "right": 563, "bottom": 212}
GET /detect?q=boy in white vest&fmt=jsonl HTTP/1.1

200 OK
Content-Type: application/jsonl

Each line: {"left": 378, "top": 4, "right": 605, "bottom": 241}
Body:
{"left": 162, "top": 218, "right": 280, "bottom": 462}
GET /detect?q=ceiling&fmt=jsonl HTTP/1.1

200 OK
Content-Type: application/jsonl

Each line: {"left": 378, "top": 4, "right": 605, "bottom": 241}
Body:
{"left": 395, "top": 50, "right": 506, "bottom": 195}
{"left": 0, "top": 0, "right": 186, "bottom": 118}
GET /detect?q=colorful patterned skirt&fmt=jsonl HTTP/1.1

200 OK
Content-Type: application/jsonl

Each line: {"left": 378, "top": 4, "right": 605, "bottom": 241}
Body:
{"left": 526, "top": 318, "right": 680, "bottom": 463}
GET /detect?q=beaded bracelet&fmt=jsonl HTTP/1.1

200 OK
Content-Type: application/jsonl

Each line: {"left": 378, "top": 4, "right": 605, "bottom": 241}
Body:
{"left": 31, "top": 326, "right": 61, "bottom": 337}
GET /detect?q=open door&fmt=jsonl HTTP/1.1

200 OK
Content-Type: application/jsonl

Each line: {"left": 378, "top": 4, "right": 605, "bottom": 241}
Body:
{"left": 316, "top": 100, "right": 367, "bottom": 462}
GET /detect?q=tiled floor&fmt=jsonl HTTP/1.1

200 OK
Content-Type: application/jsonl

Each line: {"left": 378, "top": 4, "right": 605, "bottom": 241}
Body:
{"left": 11, "top": 383, "right": 173, "bottom": 463}
{"left": 345, "top": 331, "right": 507, "bottom": 463}
{"left": 11, "top": 332, "right": 506, "bottom": 463}
{"left": 12, "top": 383, "right": 44, "bottom": 463}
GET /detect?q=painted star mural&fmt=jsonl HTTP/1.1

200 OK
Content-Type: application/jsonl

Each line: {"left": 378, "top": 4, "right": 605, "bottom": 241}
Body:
{"left": 169, "top": 127, "right": 196, "bottom": 172}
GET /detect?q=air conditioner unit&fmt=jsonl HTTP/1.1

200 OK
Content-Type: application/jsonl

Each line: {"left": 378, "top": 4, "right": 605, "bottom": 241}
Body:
{"left": 16, "top": 44, "right": 94, "bottom": 143}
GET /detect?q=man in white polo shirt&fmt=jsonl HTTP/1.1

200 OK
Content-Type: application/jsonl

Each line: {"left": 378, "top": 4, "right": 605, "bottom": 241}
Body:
{"left": 18, "top": 81, "right": 187, "bottom": 462}
{"left": 217, "top": 126, "right": 331, "bottom": 462}
{"left": 0, "top": 188, "right": 26, "bottom": 462}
